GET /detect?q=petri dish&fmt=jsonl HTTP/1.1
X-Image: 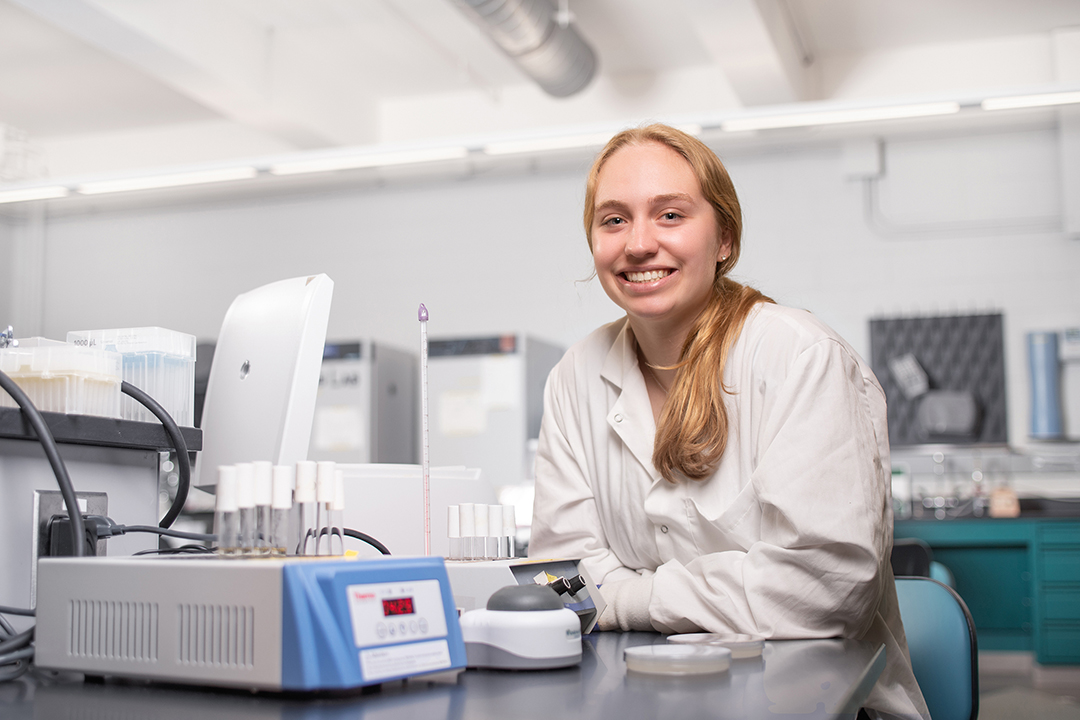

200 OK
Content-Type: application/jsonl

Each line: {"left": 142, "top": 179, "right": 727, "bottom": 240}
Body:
{"left": 667, "top": 633, "right": 765, "bottom": 659}
{"left": 624, "top": 644, "right": 731, "bottom": 676}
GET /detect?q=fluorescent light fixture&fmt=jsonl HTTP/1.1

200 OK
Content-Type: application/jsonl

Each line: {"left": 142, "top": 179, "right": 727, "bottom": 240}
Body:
{"left": 269, "top": 146, "right": 469, "bottom": 176}
{"left": 77, "top": 167, "right": 258, "bottom": 195}
{"left": 721, "top": 101, "right": 961, "bottom": 132}
{"left": 0, "top": 185, "right": 70, "bottom": 204}
{"left": 982, "top": 90, "right": 1080, "bottom": 111}
{"left": 483, "top": 132, "right": 614, "bottom": 155}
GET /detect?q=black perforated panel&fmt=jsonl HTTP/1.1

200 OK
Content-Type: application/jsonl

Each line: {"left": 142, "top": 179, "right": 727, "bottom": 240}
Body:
{"left": 869, "top": 314, "right": 1007, "bottom": 446}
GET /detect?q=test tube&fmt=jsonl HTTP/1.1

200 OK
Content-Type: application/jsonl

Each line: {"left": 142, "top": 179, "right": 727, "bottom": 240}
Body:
{"left": 270, "top": 465, "right": 292, "bottom": 557}
{"left": 294, "top": 461, "right": 317, "bottom": 555}
{"left": 253, "top": 461, "right": 273, "bottom": 556}
{"left": 447, "top": 505, "right": 461, "bottom": 560}
{"left": 214, "top": 465, "right": 240, "bottom": 556}
{"left": 236, "top": 463, "right": 256, "bottom": 555}
{"left": 330, "top": 469, "right": 345, "bottom": 556}
{"left": 459, "top": 503, "right": 475, "bottom": 560}
{"left": 474, "top": 504, "right": 489, "bottom": 560}
{"left": 315, "top": 461, "right": 336, "bottom": 555}
{"left": 487, "top": 505, "right": 502, "bottom": 560}
{"left": 502, "top": 504, "right": 516, "bottom": 558}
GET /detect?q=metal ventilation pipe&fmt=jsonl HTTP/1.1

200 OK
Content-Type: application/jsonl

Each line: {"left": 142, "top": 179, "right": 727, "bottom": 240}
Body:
{"left": 450, "top": 0, "right": 598, "bottom": 98}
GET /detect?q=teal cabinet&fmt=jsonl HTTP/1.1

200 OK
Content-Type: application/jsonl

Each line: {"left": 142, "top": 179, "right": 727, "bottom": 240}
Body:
{"left": 894, "top": 518, "right": 1080, "bottom": 665}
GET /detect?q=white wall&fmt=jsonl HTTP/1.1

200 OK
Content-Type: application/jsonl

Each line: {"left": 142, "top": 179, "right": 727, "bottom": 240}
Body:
{"left": 30, "top": 122, "right": 1080, "bottom": 450}
{"left": 0, "top": 217, "right": 11, "bottom": 324}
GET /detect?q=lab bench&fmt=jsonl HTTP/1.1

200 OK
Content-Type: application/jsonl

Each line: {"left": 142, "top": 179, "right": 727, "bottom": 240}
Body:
{"left": 4, "top": 633, "right": 885, "bottom": 720}
{"left": 894, "top": 517, "right": 1080, "bottom": 664}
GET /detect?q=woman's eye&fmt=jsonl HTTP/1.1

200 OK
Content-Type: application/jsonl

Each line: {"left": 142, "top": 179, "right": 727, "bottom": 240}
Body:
{"left": 661, "top": 212, "right": 681, "bottom": 221}
{"left": 603, "top": 216, "right": 625, "bottom": 226}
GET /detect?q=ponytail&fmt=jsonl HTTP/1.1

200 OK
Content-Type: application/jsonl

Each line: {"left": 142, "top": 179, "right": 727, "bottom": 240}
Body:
{"left": 652, "top": 277, "right": 772, "bottom": 482}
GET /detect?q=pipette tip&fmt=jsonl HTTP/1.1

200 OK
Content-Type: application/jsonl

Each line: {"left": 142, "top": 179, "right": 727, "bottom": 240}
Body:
{"left": 418, "top": 303, "right": 428, "bottom": 322}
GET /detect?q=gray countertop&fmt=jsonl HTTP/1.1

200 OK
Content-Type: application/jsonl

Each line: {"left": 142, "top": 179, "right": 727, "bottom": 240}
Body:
{"left": 2, "top": 633, "right": 884, "bottom": 720}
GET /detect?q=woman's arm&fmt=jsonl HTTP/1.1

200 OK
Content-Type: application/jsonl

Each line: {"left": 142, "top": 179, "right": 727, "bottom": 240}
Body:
{"left": 529, "top": 361, "right": 641, "bottom": 588}
{"left": 631, "top": 337, "right": 891, "bottom": 638}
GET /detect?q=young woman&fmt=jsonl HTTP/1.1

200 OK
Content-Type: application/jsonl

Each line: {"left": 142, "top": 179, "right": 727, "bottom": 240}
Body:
{"left": 529, "top": 125, "right": 928, "bottom": 719}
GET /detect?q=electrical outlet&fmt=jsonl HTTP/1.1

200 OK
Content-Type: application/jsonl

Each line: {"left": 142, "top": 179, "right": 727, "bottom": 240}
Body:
{"left": 30, "top": 490, "right": 107, "bottom": 606}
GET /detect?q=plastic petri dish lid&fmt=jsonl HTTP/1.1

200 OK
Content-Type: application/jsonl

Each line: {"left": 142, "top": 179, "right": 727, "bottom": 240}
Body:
{"left": 624, "top": 644, "right": 731, "bottom": 675}
{"left": 667, "top": 633, "right": 765, "bottom": 659}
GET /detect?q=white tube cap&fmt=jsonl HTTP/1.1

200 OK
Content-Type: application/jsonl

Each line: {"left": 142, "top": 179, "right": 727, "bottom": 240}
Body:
{"left": 459, "top": 503, "right": 475, "bottom": 537}
{"left": 447, "top": 505, "right": 460, "bottom": 538}
{"left": 295, "top": 461, "right": 316, "bottom": 503}
{"left": 474, "top": 503, "right": 489, "bottom": 537}
{"left": 235, "top": 463, "right": 255, "bottom": 509}
{"left": 316, "top": 461, "right": 336, "bottom": 503}
{"left": 487, "top": 505, "right": 502, "bottom": 538}
{"left": 253, "top": 461, "right": 273, "bottom": 506}
{"left": 216, "top": 466, "right": 238, "bottom": 512}
{"left": 272, "top": 465, "right": 294, "bottom": 510}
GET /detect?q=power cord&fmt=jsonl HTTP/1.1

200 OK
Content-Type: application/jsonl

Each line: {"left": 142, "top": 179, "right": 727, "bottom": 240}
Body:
{"left": 344, "top": 528, "right": 391, "bottom": 555}
{"left": 120, "top": 381, "right": 190, "bottom": 529}
{"left": 0, "top": 368, "right": 82, "bottom": 681}
{"left": 0, "top": 370, "right": 83, "bottom": 556}
{"left": 50, "top": 516, "right": 392, "bottom": 555}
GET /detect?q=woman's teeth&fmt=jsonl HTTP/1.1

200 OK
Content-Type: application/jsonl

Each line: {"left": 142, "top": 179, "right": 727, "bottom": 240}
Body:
{"left": 624, "top": 269, "right": 671, "bottom": 283}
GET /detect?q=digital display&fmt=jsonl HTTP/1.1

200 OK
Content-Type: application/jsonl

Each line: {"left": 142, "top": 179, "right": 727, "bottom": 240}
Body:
{"left": 382, "top": 597, "right": 415, "bottom": 617}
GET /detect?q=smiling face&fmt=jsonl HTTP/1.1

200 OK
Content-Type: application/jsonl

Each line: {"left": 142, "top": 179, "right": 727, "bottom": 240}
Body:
{"left": 590, "top": 141, "right": 731, "bottom": 335}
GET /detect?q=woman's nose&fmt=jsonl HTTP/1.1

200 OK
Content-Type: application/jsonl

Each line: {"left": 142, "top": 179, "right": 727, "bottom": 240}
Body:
{"left": 625, "top": 224, "right": 658, "bottom": 257}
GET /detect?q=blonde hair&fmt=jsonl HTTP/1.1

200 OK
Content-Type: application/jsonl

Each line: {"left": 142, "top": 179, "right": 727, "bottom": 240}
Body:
{"left": 585, "top": 124, "right": 772, "bottom": 482}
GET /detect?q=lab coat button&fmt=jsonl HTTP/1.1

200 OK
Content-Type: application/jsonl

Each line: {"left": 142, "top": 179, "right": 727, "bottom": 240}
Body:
{"left": 660, "top": 525, "right": 669, "bottom": 533}
{"left": 614, "top": 414, "right": 623, "bottom": 423}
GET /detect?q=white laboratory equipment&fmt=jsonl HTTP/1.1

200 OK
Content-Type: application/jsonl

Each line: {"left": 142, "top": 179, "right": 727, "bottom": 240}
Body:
{"left": 427, "top": 334, "right": 563, "bottom": 511}
{"left": 444, "top": 557, "right": 605, "bottom": 634}
{"left": 34, "top": 555, "right": 467, "bottom": 691}
{"left": 308, "top": 340, "right": 418, "bottom": 465}
{"left": 459, "top": 584, "right": 581, "bottom": 670}
{"left": 336, "top": 464, "right": 497, "bottom": 558}
{"left": 195, "top": 274, "right": 333, "bottom": 491}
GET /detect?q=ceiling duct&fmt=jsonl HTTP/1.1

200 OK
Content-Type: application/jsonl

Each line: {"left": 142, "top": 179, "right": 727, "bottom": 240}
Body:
{"left": 450, "top": 0, "right": 597, "bottom": 97}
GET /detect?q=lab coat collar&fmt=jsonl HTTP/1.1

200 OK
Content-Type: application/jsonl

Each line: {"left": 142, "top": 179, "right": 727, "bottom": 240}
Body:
{"left": 600, "top": 318, "right": 636, "bottom": 389}
{"left": 601, "top": 319, "right": 662, "bottom": 484}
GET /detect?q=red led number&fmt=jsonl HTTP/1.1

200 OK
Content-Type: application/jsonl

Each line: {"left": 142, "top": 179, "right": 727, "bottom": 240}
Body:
{"left": 382, "top": 597, "right": 415, "bottom": 616}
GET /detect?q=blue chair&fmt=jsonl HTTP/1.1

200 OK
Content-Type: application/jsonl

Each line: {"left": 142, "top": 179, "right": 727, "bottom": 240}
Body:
{"left": 894, "top": 577, "right": 979, "bottom": 720}
{"left": 930, "top": 561, "right": 956, "bottom": 588}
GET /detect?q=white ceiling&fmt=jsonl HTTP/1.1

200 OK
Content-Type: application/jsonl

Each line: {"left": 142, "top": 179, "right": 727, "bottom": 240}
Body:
{"left": 2, "top": 0, "right": 1079, "bottom": 180}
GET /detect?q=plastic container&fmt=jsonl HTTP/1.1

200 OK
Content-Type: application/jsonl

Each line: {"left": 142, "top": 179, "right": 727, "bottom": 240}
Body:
{"left": 667, "top": 633, "right": 765, "bottom": 659}
{"left": 624, "top": 644, "right": 731, "bottom": 675}
{"left": 0, "top": 337, "right": 122, "bottom": 418}
{"left": 67, "top": 327, "right": 196, "bottom": 426}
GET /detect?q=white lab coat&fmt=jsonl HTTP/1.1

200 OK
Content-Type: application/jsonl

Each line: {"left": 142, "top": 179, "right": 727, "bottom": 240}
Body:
{"left": 530, "top": 304, "right": 928, "bottom": 719}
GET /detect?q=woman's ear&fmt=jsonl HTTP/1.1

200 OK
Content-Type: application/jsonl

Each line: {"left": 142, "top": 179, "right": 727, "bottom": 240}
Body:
{"left": 716, "top": 231, "right": 733, "bottom": 262}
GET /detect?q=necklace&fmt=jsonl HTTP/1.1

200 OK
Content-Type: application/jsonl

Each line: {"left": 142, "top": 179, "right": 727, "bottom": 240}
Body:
{"left": 644, "top": 362, "right": 672, "bottom": 394}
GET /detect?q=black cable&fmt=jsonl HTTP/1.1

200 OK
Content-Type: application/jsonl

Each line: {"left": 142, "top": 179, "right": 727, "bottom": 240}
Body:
{"left": 0, "top": 629, "right": 32, "bottom": 656}
{"left": 0, "top": 656, "right": 30, "bottom": 682}
{"left": 133, "top": 544, "right": 215, "bottom": 556}
{"left": 113, "top": 524, "right": 214, "bottom": 543}
{"left": 0, "top": 370, "right": 83, "bottom": 557}
{"left": 0, "top": 606, "right": 33, "bottom": 617}
{"left": 0, "top": 614, "right": 15, "bottom": 637}
{"left": 0, "top": 647, "right": 33, "bottom": 665}
{"left": 344, "top": 528, "right": 391, "bottom": 555}
{"left": 121, "top": 381, "right": 189, "bottom": 529}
